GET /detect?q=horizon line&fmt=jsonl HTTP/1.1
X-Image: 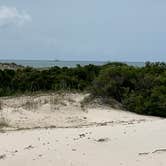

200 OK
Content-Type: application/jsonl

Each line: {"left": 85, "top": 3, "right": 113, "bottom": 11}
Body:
{"left": 0, "top": 59, "right": 162, "bottom": 63}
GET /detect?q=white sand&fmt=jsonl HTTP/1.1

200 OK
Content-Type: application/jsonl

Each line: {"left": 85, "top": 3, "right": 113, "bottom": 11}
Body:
{"left": 0, "top": 93, "right": 165, "bottom": 166}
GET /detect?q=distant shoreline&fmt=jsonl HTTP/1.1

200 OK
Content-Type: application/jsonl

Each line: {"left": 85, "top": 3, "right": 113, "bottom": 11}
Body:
{"left": 0, "top": 60, "right": 145, "bottom": 68}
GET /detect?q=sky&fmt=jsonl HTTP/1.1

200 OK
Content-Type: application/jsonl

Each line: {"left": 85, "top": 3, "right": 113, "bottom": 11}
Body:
{"left": 0, "top": 0, "right": 166, "bottom": 61}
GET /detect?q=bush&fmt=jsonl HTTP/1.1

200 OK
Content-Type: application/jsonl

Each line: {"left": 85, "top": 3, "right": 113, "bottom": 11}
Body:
{"left": 91, "top": 62, "right": 166, "bottom": 117}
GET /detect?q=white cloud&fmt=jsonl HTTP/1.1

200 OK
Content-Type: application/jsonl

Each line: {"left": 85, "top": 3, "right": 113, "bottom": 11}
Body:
{"left": 0, "top": 6, "right": 31, "bottom": 27}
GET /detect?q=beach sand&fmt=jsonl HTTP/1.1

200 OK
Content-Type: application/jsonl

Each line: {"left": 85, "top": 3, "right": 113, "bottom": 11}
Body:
{"left": 0, "top": 93, "right": 165, "bottom": 166}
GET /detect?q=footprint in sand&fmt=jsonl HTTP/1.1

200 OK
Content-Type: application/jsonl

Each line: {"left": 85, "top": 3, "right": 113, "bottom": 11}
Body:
{"left": 72, "top": 149, "right": 77, "bottom": 151}
{"left": 0, "top": 154, "right": 6, "bottom": 160}
{"left": 95, "top": 138, "right": 110, "bottom": 142}
{"left": 24, "top": 145, "right": 35, "bottom": 150}
{"left": 138, "top": 152, "right": 150, "bottom": 156}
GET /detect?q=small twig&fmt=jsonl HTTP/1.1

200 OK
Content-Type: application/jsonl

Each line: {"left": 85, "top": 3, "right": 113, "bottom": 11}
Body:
{"left": 152, "top": 148, "right": 166, "bottom": 154}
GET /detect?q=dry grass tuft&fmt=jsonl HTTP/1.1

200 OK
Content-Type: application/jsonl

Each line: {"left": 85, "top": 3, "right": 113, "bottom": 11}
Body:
{"left": 0, "top": 116, "right": 9, "bottom": 128}
{"left": 0, "top": 100, "right": 2, "bottom": 110}
{"left": 23, "top": 98, "right": 39, "bottom": 110}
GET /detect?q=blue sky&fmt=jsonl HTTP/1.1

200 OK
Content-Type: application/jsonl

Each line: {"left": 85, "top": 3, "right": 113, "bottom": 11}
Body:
{"left": 0, "top": 0, "right": 166, "bottom": 61}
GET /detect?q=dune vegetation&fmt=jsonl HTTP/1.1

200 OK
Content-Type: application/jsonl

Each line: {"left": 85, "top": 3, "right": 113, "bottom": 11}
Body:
{"left": 0, "top": 62, "right": 165, "bottom": 117}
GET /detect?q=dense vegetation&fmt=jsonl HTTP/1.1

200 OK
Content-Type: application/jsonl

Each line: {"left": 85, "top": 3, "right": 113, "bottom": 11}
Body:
{"left": 0, "top": 64, "right": 100, "bottom": 95}
{"left": 0, "top": 62, "right": 166, "bottom": 117}
{"left": 92, "top": 62, "right": 166, "bottom": 117}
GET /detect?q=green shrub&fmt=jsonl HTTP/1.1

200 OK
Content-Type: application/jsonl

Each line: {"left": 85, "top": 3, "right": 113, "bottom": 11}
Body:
{"left": 91, "top": 62, "right": 166, "bottom": 117}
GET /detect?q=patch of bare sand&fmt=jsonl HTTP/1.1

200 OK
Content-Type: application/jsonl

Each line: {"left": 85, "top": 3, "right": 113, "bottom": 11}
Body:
{"left": 0, "top": 119, "right": 166, "bottom": 166}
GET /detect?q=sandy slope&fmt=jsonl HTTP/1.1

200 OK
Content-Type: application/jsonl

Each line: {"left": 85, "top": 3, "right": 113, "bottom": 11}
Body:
{"left": 0, "top": 93, "right": 165, "bottom": 166}
{"left": 0, "top": 93, "right": 158, "bottom": 130}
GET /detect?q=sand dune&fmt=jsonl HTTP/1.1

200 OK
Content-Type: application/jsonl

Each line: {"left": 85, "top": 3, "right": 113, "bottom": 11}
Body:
{"left": 0, "top": 93, "right": 165, "bottom": 166}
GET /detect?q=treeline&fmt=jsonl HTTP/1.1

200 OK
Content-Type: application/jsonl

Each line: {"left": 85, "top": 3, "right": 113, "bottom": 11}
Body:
{"left": 0, "top": 62, "right": 166, "bottom": 117}
{"left": 0, "top": 64, "right": 100, "bottom": 95}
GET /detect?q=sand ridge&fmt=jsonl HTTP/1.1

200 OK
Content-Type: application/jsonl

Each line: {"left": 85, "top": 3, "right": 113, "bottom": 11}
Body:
{"left": 0, "top": 93, "right": 158, "bottom": 131}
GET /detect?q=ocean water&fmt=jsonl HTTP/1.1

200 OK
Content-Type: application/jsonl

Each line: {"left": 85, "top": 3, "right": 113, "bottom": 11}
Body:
{"left": 0, "top": 60, "right": 145, "bottom": 68}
